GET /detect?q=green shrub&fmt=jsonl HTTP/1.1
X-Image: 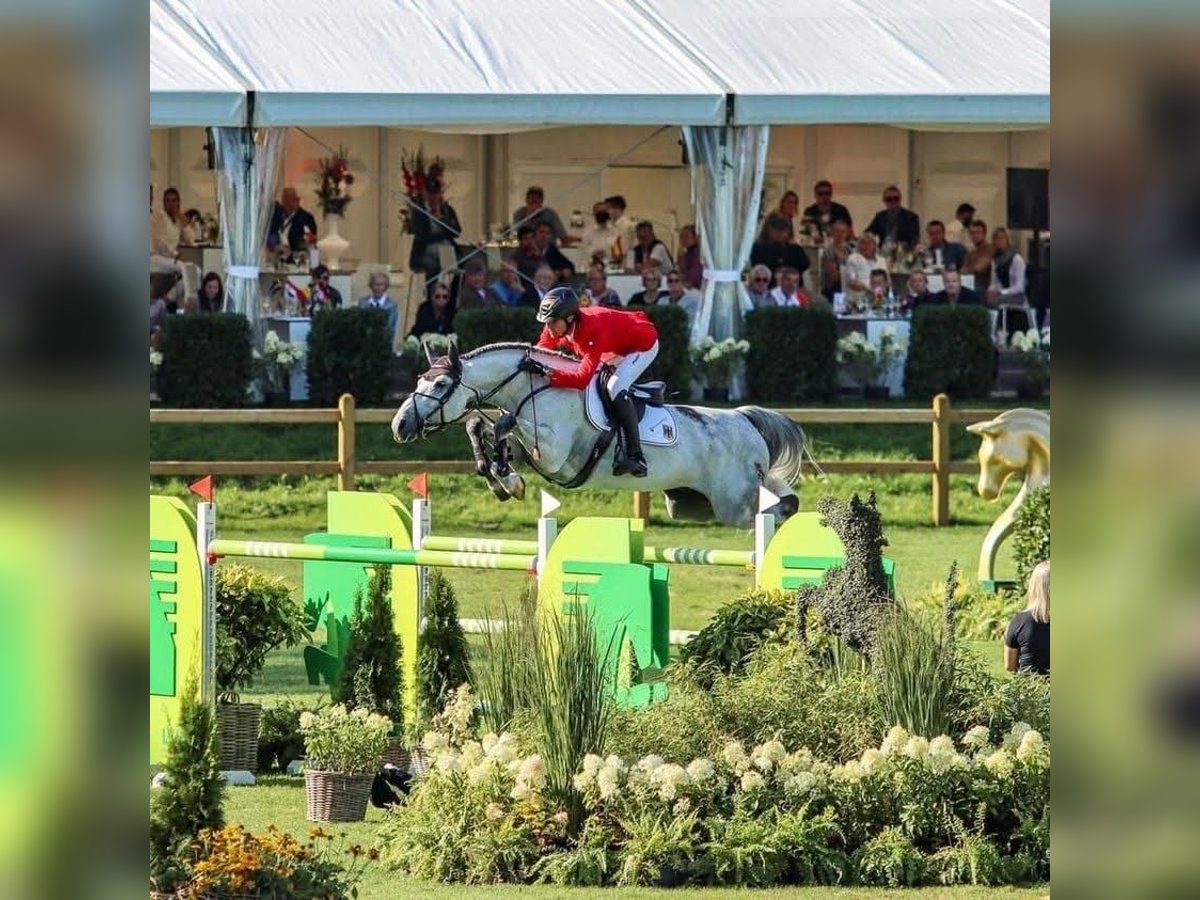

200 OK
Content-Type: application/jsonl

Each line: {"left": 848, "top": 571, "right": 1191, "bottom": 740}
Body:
{"left": 903, "top": 305, "right": 995, "bottom": 399}
{"left": 1012, "top": 485, "right": 1050, "bottom": 589}
{"left": 855, "top": 826, "right": 928, "bottom": 886}
{"left": 474, "top": 584, "right": 540, "bottom": 734}
{"left": 677, "top": 590, "right": 792, "bottom": 688}
{"left": 453, "top": 307, "right": 541, "bottom": 351}
{"left": 338, "top": 566, "right": 404, "bottom": 733}
{"left": 641, "top": 304, "right": 692, "bottom": 397}
{"left": 256, "top": 699, "right": 320, "bottom": 773}
{"left": 605, "top": 678, "right": 721, "bottom": 764}
{"left": 157, "top": 313, "right": 253, "bottom": 407}
{"left": 305, "top": 306, "right": 392, "bottom": 405}
{"left": 873, "top": 608, "right": 957, "bottom": 739}
{"left": 743, "top": 306, "right": 838, "bottom": 402}
{"left": 150, "top": 669, "right": 225, "bottom": 894}
{"left": 416, "top": 570, "right": 472, "bottom": 728}
{"left": 952, "top": 652, "right": 1051, "bottom": 741}
{"left": 215, "top": 564, "right": 307, "bottom": 703}
{"left": 910, "top": 579, "right": 1017, "bottom": 641}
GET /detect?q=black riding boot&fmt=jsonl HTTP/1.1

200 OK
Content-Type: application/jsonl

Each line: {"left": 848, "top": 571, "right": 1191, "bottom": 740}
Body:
{"left": 611, "top": 390, "right": 648, "bottom": 477}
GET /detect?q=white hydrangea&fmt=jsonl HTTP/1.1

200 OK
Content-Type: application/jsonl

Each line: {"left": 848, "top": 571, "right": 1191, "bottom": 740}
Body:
{"left": 651, "top": 763, "right": 690, "bottom": 801}
{"left": 752, "top": 740, "right": 787, "bottom": 772}
{"left": 573, "top": 770, "right": 593, "bottom": 792}
{"left": 673, "top": 798, "right": 692, "bottom": 816}
{"left": 903, "top": 736, "right": 930, "bottom": 760}
{"left": 635, "top": 754, "right": 665, "bottom": 773}
{"left": 433, "top": 750, "right": 462, "bottom": 773}
{"left": 596, "top": 765, "right": 622, "bottom": 799}
{"left": 983, "top": 750, "right": 1014, "bottom": 779}
{"left": 422, "top": 730, "right": 450, "bottom": 752}
{"left": 582, "top": 753, "right": 605, "bottom": 776}
{"left": 484, "top": 802, "right": 504, "bottom": 822}
{"left": 721, "top": 740, "right": 751, "bottom": 774}
{"left": 686, "top": 758, "right": 715, "bottom": 782}
{"left": 784, "top": 771, "right": 819, "bottom": 797}
{"left": 832, "top": 760, "right": 865, "bottom": 782}
{"left": 962, "top": 725, "right": 991, "bottom": 749}
{"left": 150, "top": 350, "right": 163, "bottom": 368}
{"left": 780, "top": 748, "right": 815, "bottom": 776}
{"left": 1003, "top": 722, "right": 1033, "bottom": 751}
{"left": 1016, "top": 729, "right": 1047, "bottom": 764}
{"left": 510, "top": 781, "right": 532, "bottom": 801}
{"left": 517, "top": 754, "right": 546, "bottom": 789}
{"left": 929, "top": 735, "right": 957, "bottom": 757}
{"left": 881, "top": 725, "right": 910, "bottom": 755}
{"left": 459, "top": 740, "right": 484, "bottom": 769}
{"left": 860, "top": 748, "right": 885, "bottom": 774}
{"left": 740, "top": 770, "right": 766, "bottom": 792}
{"left": 604, "top": 754, "right": 627, "bottom": 772}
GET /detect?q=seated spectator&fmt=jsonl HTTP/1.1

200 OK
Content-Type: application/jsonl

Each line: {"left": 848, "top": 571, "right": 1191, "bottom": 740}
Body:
{"left": 357, "top": 271, "right": 401, "bottom": 336}
{"left": 820, "top": 219, "right": 854, "bottom": 299}
{"left": 181, "top": 208, "right": 205, "bottom": 245}
{"left": 865, "top": 186, "right": 920, "bottom": 247}
{"left": 308, "top": 264, "right": 343, "bottom": 311}
{"left": 408, "top": 283, "right": 456, "bottom": 338}
{"left": 987, "top": 227, "right": 1028, "bottom": 306}
{"left": 627, "top": 268, "right": 666, "bottom": 307}
{"left": 457, "top": 262, "right": 502, "bottom": 311}
{"left": 583, "top": 266, "right": 622, "bottom": 308}
{"left": 758, "top": 190, "right": 801, "bottom": 240}
{"left": 750, "top": 216, "right": 810, "bottom": 278}
{"left": 677, "top": 224, "right": 703, "bottom": 289}
{"left": 922, "top": 220, "right": 967, "bottom": 270}
{"left": 745, "top": 264, "right": 774, "bottom": 309}
{"left": 962, "top": 220, "right": 994, "bottom": 293}
{"left": 509, "top": 224, "right": 544, "bottom": 281}
{"left": 900, "top": 270, "right": 935, "bottom": 313}
{"left": 535, "top": 220, "right": 576, "bottom": 280}
{"left": 150, "top": 272, "right": 176, "bottom": 335}
{"left": 580, "top": 201, "right": 621, "bottom": 264}
{"left": 625, "top": 221, "right": 673, "bottom": 273}
{"left": 768, "top": 267, "right": 811, "bottom": 307}
{"left": 491, "top": 263, "right": 526, "bottom": 307}
{"left": 931, "top": 268, "right": 982, "bottom": 306}
{"left": 867, "top": 269, "right": 894, "bottom": 307}
{"left": 945, "top": 202, "right": 976, "bottom": 246}
{"left": 842, "top": 232, "right": 888, "bottom": 299}
{"left": 512, "top": 185, "right": 573, "bottom": 245}
{"left": 520, "top": 263, "right": 558, "bottom": 308}
{"left": 605, "top": 194, "right": 636, "bottom": 257}
{"left": 1005, "top": 560, "right": 1049, "bottom": 675}
{"left": 802, "top": 180, "right": 854, "bottom": 237}
{"left": 197, "top": 271, "right": 225, "bottom": 313}
{"left": 657, "top": 268, "right": 700, "bottom": 327}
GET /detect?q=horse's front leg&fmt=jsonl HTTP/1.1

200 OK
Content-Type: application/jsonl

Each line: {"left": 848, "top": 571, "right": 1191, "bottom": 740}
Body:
{"left": 490, "top": 413, "right": 526, "bottom": 500}
{"left": 466, "top": 415, "right": 514, "bottom": 501}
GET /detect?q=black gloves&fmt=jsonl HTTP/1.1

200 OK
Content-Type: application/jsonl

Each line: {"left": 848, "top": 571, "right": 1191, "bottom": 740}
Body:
{"left": 517, "top": 357, "right": 549, "bottom": 376}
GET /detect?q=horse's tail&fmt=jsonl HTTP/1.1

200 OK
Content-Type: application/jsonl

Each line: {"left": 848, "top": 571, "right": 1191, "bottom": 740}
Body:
{"left": 737, "top": 406, "right": 810, "bottom": 486}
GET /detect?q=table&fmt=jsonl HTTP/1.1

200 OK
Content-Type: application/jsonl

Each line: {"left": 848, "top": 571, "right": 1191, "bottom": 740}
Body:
{"left": 835, "top": 316, "right": 912, "bottom": 398}
{"left": 265, "top": 316, "right": 312, "bottom": 402}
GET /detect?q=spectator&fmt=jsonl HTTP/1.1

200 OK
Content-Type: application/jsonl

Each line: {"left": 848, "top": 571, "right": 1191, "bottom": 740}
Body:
{"left": 865, "top": 185, "right": 920, "bottom": 247}
{"left": 491, "top": 263, "right": 526, "bottom": 307}
{"left": 745, "top": 264, "right": 774, "bottom": 309}
{"left": 842, "top": 232, "right": 888, "bottom": 298}
{"left": 583, "top": 266, "right": 622, "bottom": 308}
{"left": 150, "top": 186, "right": 182, "bottom": 259}
{"left": 962, "top": 220, "right": 994, "bottom": 293}
{"left": 759, "top": 189, "right": 801, "bottom": 239}
{"left": 627, "top": 268, "right": 666, "bottom": 306}
{"left": 626, "top": 221, "right": 673, "bottom": 273}
{"left": 357, "top": 270, "right": 400, "bottom": 336}
{"left": 922, "top": 220, "right": 967, "bottom": 270}
{"left": 768, "top": 267, "right": 811, "bottom": 307}
{"left": 309, "top": 264, "right": 343, "bottom": 311}
{"left": 945, "top": 202, "right": 976, "bottom": 246}
{"left": 509, "top": 225, "right": 544, "bottom": 282}
{"left": 180, "top": 207, "right": 205, "bottom": 246}
{"left": 512, "top": 186, "right": 573, "bottom": 245}
{"left": 931, "top": 268, "right": 982, "bottom": 306}
{"left": 580, "top": 201, "right": 621, "bottom": 264}
{"left": 267, "top": 187, "right": 318, "bottom": 253}
{"left": 657, "top": 268, "right": 700, "bottom": 327}
{"left": 867, "top": 268, "right": 894, "bottom": 307}
{"left": 408, "top": 175, "right": 462, "bottom": 288}
{"left": 457, "top": 262, "right": 502, "bottom": 311}
{"left": 520, "top": 263, "right": 558, "bottom": 308}
{"left": 987, "top": 227, "right": 1028, "bottom": 307}
{"left": 408, "top": 283, "right": 456, "bottom": 338}
{"left": 605, "top": 195, "right": 636, "bottom": 259}
{"left": 677, "top": 224, "right": 703, "bottom": 289}
{"left": 802, "top": 180, "right": 854, "bottom": 236}
{"left": 535, "top": 220, "right": 576, "bottom": 280}
{"left": 820, "top": 219, "right": 854, "bottom": 299}
{"left": 1005, "top": 560, "right": 1049, "bottom": 675}
{"left": 197, "top": 271, "right": 225, "bottom": 313}
{"left": 900, "top": 270, "right": 935, "bottom": 313}
{"left": 150, "top": 272, "right": 176, "bottom": 335}
{"left": 750, "top": 216, "right": 810, "bottom": 278}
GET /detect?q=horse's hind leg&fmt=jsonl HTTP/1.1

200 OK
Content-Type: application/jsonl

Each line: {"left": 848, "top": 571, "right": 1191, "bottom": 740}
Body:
{"left": 761, "top": 473, "right": 800, "bottom": 523}
{"left": 663, "top": 488, "right": 715, "bottom": 522}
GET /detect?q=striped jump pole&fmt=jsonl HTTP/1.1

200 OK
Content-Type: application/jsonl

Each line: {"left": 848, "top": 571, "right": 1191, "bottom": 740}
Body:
{"left": 422, "top": 535, "right": 540, "bottom": 556}
{"left": 208, "top": 538, "right": 536, "bottom": 572}
{"left": 642, "top": 546, "right": 755, "bottom": 567}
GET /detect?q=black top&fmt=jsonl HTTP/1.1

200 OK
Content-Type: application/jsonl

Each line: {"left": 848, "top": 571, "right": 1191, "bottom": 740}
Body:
{"left": 749, "top": 240, "right": 810, "bottom": 275}
{"left": 408, "top": 300, "right": 455, "bottom": 338}
{"left": 865, "top": 207, "right": 921, "bottom": 247}
{"left": 627, "top": 289, "right": 666, "bottom": 307}
{"left": 1005, "top": 610, "right": 1050, "bottom": 675}
{"left": 541, "top": 243, "right": 576, "bottom": 277}
{"left": 929, "top": 286, "right": 983, "bottom": 306}
{"left": 802, "top": 200, "right": 853, "bottom": 230}
{"left": 267, "top": 203, "right": 318, "bottom": 251}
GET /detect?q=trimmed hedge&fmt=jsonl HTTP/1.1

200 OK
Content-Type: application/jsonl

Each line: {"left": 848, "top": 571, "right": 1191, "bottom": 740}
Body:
{"left": 743, "top": 306, "right": 838, "bottom": 402}
{"left": 903, "top": 306, "right": 995, "bottom": 399}
{"left": 157, "top": 313, "right": 253, "bottom": 408}
{"left": 1011, "top": 484, "right": 1049, "bottom": 589}
{"left": 305, "top": 307, "right": 393, "bottom": 406}
{"left": 453, "top": 307, "right": 541, "bottom": 351}
{"left": 642, "top": 304, "right": 692, "bottom": 398}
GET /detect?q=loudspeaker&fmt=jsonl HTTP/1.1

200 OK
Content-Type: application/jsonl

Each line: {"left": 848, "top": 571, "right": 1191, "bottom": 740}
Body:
{"left": 1006, "top": 167, "right": 1049, "bottom": 231}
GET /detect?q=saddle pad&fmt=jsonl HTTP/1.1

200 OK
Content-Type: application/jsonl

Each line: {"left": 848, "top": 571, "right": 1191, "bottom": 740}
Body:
{"left": 584, "top": 375, "right": 678, "bottom": 447}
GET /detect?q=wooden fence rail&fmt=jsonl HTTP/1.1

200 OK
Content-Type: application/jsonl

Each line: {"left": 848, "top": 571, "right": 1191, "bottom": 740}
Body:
{"left": 149, "top": 392, "right": 995, "bottom": 526}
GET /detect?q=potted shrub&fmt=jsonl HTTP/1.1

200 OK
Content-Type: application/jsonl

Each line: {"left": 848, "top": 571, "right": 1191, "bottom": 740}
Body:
{"left": 257, "top": 699, "right": 318, "bottom": 774}
{"left": 836, "top": 329, "right": 905, "bottom": 400}
{"left": 414, "top": 570, "right": 472, "bottom": 769}
{"left": 299, "top": 704, "right": 391, "bottom": 822}
{"left": 690, "top": 336, "right": 750, "bottom": 403}
{"left": 215, "top": 565, "right": 308, "bottom": 773}
{"left": 256, "top": 330, "right": 305, "bottom": 406}
{"left": 1008, "top": 326, "right": 1050, "bottom": 399}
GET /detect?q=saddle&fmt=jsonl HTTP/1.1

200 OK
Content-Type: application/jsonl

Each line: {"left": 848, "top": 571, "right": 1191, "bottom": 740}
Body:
{"left": 584, "top": 371, "right": 677, "bottom": 447}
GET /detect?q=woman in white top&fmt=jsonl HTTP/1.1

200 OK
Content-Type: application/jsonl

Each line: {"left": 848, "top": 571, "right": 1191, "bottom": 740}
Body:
{"left": 987, "top": 227, "right": 1027, "bottom": 305}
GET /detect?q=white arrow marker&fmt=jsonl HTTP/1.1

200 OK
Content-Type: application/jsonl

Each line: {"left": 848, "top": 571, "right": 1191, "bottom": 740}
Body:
{"left": 758, "top": 485, "right": 781, "bottom": 513}
{"left": 540, "top": 489, "right": 562, "bottom": 518}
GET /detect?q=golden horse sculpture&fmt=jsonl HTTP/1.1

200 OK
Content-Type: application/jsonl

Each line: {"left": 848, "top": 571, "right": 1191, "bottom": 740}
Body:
{"left": 966, "top": 408, "right": 1050, "bottom": 590}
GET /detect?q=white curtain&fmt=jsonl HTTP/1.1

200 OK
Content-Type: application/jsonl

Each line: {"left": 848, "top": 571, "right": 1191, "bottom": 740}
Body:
{"left": 683, "top": 125, "right": 770, "bottom": 343}
{"left": 212, "top": 126, "right": 287, "bottom": 334}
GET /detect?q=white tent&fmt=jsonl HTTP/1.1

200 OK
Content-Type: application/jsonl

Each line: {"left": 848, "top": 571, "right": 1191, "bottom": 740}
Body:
{"left": 150, "top": 0, "right": 247, "bottom": 126}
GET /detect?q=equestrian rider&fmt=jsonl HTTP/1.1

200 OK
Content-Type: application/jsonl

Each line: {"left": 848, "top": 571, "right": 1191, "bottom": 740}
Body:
{"left": 518, "top": 286, "right": 659, "bottom": 477}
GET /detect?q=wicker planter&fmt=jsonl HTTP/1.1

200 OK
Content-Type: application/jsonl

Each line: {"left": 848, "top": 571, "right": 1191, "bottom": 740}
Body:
{"left": 409, "top": 745, "right": 430, "bottom": 778}
{"left": 217, "top": 702, "right": 261, "bottom": 772}
{"left": 305, "top": 769, "right": 375, "bottom": 822}
{"left": 382, "top": 736, "right": 410, "bottom": 770}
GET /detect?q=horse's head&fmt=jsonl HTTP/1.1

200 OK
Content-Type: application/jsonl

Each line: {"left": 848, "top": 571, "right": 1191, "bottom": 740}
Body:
{"left": 966, "top": 409, "right": 1050, "bottom": 500}
{"left": 392, "top": 344, "right": 469, "bottom": 442}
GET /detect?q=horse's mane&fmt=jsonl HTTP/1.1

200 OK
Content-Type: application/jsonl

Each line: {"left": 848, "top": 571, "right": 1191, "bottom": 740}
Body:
{"left": 462, "top": 341, "right": 578, "bottom": 363}
{"left": 985, "top": 407, "right": 1050, "bottom": 437}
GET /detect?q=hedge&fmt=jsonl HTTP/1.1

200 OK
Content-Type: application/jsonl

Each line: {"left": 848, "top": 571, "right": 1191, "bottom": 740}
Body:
{"left": 453, "top": 307, "right": 541, "bottom": 351}
{"left": 642, "top": 304, "right": 692, "bottom": 398}
{"left": 1011, "top": 484, "right": 1049, "bottom": 589}
{"left": 157, "top": 313, "right": 253, "bottom": 408}
{"left": 743, "top": 306, "right": 838, "bottom": 402}
{"left": 903, "top": 306, "right": 995, "bottom": 399}
{"left": 305, "top": 307, "right": 393, "bottom": 406}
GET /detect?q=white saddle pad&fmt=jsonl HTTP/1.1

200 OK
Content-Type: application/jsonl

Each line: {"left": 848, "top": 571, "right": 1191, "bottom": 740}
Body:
{"left": 583, "top": 375, "right": 678, "bottom": 447}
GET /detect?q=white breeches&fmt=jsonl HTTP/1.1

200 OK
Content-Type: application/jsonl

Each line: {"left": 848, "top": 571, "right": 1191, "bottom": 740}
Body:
{"left": 606, "top": 341, "right": 659, "bottom": 397}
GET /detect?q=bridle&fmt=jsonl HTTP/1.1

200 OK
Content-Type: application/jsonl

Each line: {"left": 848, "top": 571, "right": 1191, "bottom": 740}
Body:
{"left": 407, "top": 356, "right": 532, "bottom": 435}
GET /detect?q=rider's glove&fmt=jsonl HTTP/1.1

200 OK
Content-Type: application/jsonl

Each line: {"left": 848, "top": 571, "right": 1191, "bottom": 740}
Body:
{"left": 517, "top": 357, "right": 549, "bottom": 376}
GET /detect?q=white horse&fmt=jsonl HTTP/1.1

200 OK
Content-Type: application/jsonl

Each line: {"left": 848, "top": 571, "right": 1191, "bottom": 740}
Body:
{"left": 391, "top": 342, "right": 809, "bottom": 529}
{"left": 966, "top": 407, "right": 1050, "bottom": 587}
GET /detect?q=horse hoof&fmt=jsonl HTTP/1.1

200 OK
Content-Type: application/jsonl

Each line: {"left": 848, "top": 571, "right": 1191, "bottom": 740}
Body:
{"left": 488, "top": 481, "right": 512, "bottom": 501}
{"left": 502, "top": 472, "right": 526, "bottom": 500}
{"left": 475, "top": 462, "right": 490, "bottom": 477}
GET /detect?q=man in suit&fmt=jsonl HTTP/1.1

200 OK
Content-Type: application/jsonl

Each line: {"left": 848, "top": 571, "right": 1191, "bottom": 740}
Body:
{"left": 923, "top": 220, "right": 967, "bottom": 271}
{"left": 267, "top": 187, "right": 318, "bottom": 253}
{"left": 356, "top": 271, "right": 400, "bottom": 337}
{"left": 802, "top": 179, "right": 853, "bottom": 236}
{"left": 930, "top": 269, "right": 982, "bottom": 306}
{"left": 457, "top": 261, "right": 503, "bottom": 311}
{"left": 865, "top": 185, "right": 920, "bottom": 247}
{"left": 534, "top": 220, "right": 576, "bottom": 281}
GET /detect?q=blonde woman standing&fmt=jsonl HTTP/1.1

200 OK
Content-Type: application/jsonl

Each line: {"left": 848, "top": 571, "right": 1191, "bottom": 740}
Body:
{"left": 1005, "top": 560, "right": 1050, "bottom": 675}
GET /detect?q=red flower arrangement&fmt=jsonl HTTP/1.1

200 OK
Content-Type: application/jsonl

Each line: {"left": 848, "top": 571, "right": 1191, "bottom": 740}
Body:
{"left": 315, "top": 146, "right": 354, "bottom": 217}
{"left": 399, "top": 146, "right": 445, "bottom": 233}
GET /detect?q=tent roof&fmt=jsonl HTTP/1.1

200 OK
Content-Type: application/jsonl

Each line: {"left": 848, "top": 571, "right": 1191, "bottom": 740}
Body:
{"left": 150, "top": 0, "right": 247, "bottom": 126}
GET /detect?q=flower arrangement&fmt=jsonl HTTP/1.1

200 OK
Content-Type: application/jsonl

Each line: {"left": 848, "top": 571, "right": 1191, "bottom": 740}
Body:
{"left": 836, "top": 329, "right": 906, "bottom": 389}
{"left": 690, "top": 336, "right": 750, "bottom": 391}
{"left": 1008, "top": 326, "right": 1050, "bottom": 393}
{"left": 399, "top": 146, "right": 446, "bottom": 234}
{"left": 257, "top": 330, "right": 306, "bottom": 394}
{"left": 404, "top": 332, "right": 458, "bottom": 355}
{"left": 314, "top": 146, "right": 354, "bottom": 217}
{"left": 299, "top": 704, "right": 392, "bottom": 775}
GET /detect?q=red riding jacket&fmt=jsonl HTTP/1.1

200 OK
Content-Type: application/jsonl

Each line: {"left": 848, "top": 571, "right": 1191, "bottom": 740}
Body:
{"left": 535, "top": 305, "right": 658, "bottom": 390}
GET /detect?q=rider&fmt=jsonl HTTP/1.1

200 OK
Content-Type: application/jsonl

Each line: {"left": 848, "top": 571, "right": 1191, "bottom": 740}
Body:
{"left": 519, "top": 286, "right": 659, "bottom": 477}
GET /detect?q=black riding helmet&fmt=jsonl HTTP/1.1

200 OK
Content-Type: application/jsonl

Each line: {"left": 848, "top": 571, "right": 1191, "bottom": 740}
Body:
{"left": 536, "top": 286, "right": 580, "bottom": 324}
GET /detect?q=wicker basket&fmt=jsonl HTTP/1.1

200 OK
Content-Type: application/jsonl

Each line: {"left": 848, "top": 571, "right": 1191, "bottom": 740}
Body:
{"left": 305, "top": 769, "right": 375, "bottom": 822}
{"left": 382, "top": 736, "right": 410, "bottom": 770}
{"left": 409, "top": 745, "right": 429, "bottom": 778}
{"left": 216, "top": 702, "right": 261, "bottom": 772}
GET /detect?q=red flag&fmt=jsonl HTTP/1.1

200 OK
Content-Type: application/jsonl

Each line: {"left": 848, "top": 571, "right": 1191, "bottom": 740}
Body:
{"left": 189, "top": 475, "right": 214, "bottom": 503}
{"left": 407, "top": 472, "right": 428, "bottom": 498}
